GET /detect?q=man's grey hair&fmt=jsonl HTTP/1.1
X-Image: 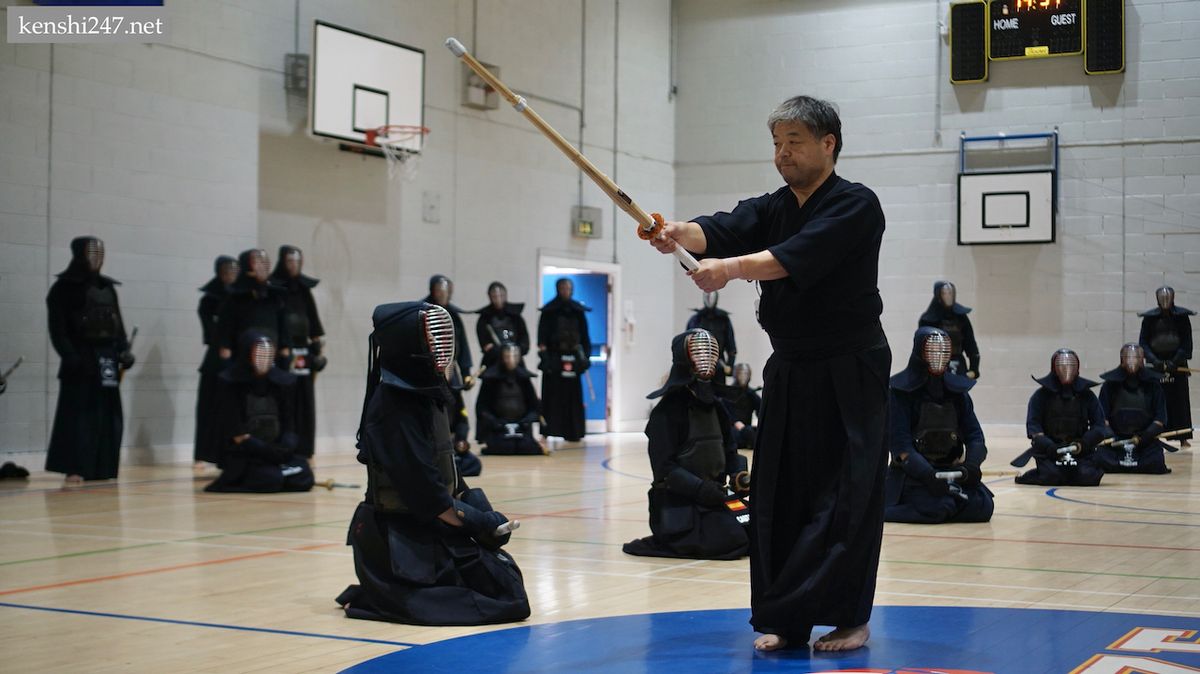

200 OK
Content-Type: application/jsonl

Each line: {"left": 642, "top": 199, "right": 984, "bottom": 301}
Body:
{"left": 767, "top": 95, "right": 843, "bottom": 162}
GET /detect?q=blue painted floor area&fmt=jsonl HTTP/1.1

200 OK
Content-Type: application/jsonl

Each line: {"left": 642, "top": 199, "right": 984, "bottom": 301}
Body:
{"left": 341, "top": 605, "right": 1200, "bottom": 674}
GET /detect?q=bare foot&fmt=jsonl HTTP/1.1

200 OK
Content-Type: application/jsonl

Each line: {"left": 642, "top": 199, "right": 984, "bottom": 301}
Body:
{"left": 814, "top": 624, "right": 870, "bottom": 652}
{"left": 1181, "top": 440, "right": 1191, "bottom": 449}
{"left": 63, "top": 474, "right": 83, "bottom": 487}
{"left": 754, "top": 633, "right": 788, "bottom": 651}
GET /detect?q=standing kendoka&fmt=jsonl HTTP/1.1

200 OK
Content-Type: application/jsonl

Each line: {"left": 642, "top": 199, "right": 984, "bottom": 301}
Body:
{"left": 195, "top": 255, "right": 238, "bottom": 466}
{"left": 623, "top": 329, "right": 750, "bottom": 560}
{"left": 1138, "top": 286, "right": 1194, "bottom": 448}
{"left": 269, "top": 245, "right": 327, "bottom": 459}
{"left": 336, "top": 302, "right": 529, "bottom": 626}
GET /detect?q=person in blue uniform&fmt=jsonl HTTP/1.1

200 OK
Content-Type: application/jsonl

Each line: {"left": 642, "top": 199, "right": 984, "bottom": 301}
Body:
{"left": 918, "top": 281, "right": 980, "bottom": 379}
{"left": 1138, "top": 286, "right": 1194, "bottom": 448}
{"left": 687, "top": 291, "right": 737, "bottom": 384}
{"left": 205, "top": 331, "right": 313, "bottom": 493}
{"left": 477, "top": 343, "right": 544, "bottom": 455}
{"left": 537, "top": 278, "right": 591, "bottom": 442}
{"left": 195, "top": 255, "right": 238, "bottom": 467}
{"left": 719, "top": 363, "right": 761, "bottom": 450}
{"left": 648, "top": 96, "right": 890, "bottom": 652}
{"left": 885, "top": 327, "right": 993, "bottom": 525}
{"left": 623, "top": 329, "right": 750, "bottom": 560}
{"left": 46, "top": 237, "right": 135, "bottom": 484}
{"left": 336, "top": 301, "right": 529, "bottom": 626}
{"left": 269, "top": 246, "right": 327, "bottom": 460}
{"left": 1011, "top": 349, "right": 1109, "bottom": 487}
{"left": 1095, "top": 344, "right": 1172, "bottom": 474}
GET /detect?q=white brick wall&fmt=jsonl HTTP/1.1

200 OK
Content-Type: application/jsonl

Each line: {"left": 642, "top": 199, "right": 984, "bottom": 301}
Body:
{"left": 674, "top": 0, "right": 1199, "bottom": 427}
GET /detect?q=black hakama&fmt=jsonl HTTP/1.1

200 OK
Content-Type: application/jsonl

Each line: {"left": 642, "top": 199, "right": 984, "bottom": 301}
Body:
{"left": 195, "top": 282, "right": 228, "bottom": 464}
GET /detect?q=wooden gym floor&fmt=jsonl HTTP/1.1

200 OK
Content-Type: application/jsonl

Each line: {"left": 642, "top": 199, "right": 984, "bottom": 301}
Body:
{"left": 1, "top": 429, "right": 1196, "bottom": 673}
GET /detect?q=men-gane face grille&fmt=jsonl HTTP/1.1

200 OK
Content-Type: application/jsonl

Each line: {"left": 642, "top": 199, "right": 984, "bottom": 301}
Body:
{"left": 251, "top": 337, "right": 276, "bottom": 376}
{"left": 1157, "top": 286, "right": 1175, "bottom": 310}
{"left": 734, "top": 363, "right": 752, "bottom": 387}
{"left": 85, "top": 239, "right": 105, "bottom": 272}
{"left": 219, "top": 260, "right": 239, "bottom": 286}
{"left": 250, "top": 249, "right": 270, "bottom": 282}
{"left": 1120, "top": 343, "right": 1144, "bottom": 374}
{"left": 285, "top": 249, "right": 302, "bottom": 277}
{"left": 501, "top": 344, "right": 521, "bottom": 371}
{"left": 922, "top": 331, "right": 952, "bottom": 375}
{"left": 686, "top": 329, "right": 720, "bottom": 380}
{"left": 1052, "top": 348, "right": 1079, "bottom": 386}
{"left": 938, "top": 282, "right": 956, "bottom": 308}
{"left": 421, "top": 304, "right": 456, "bottom": 374}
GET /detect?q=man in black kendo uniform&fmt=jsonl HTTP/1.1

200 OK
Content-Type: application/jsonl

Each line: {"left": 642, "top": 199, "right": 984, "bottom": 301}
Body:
{"left": 719, "top": 363, "right": 762, "bottom": 450}
{"left": 537, "top": 278, "right": 591, "bottom": 443}
{"left": 476, "top": 281, "right": 530, "bottom": 370}
{"left": 46, "top": 237, "right": 135, "bottom": 485}
{"left": 195, "top": 255, "right": 238, "bottom": 467}
{"left": 477, "top": 343, "right": 544, "bottom": 455}
{"left": 269, "top": 246, "right": 327, "bottom": 460}
{"left": 623, "top": 329, "right": 751, "bottom": 560}
{"left": 687, "top": 291, "right": 737, "bottom": 385}
{"left": 1011, "top": 349, "right": 1109, "bottom": 487}
{"left": 1139, "top": 286, "right": 1194, "bottom": 449}
{"left": 649, "top": 96, "right": 890, "bottom": 652}
{"left": 216, "top": 248, "right": 289, "bottom": 365}
{"left": 918, "top": 281, "right": 980, "bottom": 380}
{"left": 205, "top": 332, "right": 313, "bottom": 493}
{"left": 424, "top": 275, "right": 480, "bottom": 475}
{"left": 336, "top": 301, "right": 530, "bottom": 626}
{"left": 1095, "top": 344, "right": 1172, "bottom": 474}
{"left": 885, "top": 327, "right": 993, "bottom": 525}
{"left": 0, "top": 356, "right": 31, "bottom": 480}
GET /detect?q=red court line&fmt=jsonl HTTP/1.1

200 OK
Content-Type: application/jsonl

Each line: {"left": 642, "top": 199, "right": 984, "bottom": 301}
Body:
{"left": 884, "top": 531, "right": 1200, "bottom": 553}
{"left": 0, "top": 542, "right": 339, "bottom": 598}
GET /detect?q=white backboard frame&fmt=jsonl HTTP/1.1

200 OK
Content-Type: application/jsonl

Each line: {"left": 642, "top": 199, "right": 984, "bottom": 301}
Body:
{"left": 310, "top": 21, "right": 425, "bottom": 152}
{"left": 958, "top": 170, "right": 1055, "bottom": 245}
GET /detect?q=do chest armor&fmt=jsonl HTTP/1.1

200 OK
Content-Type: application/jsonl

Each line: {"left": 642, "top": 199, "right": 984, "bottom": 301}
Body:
{"left": 488, "top": 313, "right": 517, "bottom": 345}
{"left": 1109, "top": 384, "right": 1151, "bottom": 436}
{"left": 79, "top": 284, "right": 119, "bottom": 342}
{"left": 1148, "top": 317, "right": 1180, "bottom": 361}
{"left": 283, "top": 292, "right": 310, "bottom": 346}
{"left": 370, "top": 404, "right": 457, "bottom": 514}
{"left": 728, "top": 390, "right": 755, "bottom": 425}
{"left": 1043, "top": 393, "right": 1086, "bottom": 444}
{"left": 938, "top": 317, "right": 964, "bottom": 358}
{"left": 244, "top": 392, "right": 281, "bottom": 443}
{"left": 554, "top": 313, "right": 580, "bottom": 353}
{"left": 915, "top": 399, "right": 962, "bottom": 465}
{"left": 493, "top": 379, "right": 527, "bottom": 421}
{"left": 246, "top": 294, "right": 280, "bottom": 345}
{"left": 677, "top": 404, "right": 725, "bottom": 482}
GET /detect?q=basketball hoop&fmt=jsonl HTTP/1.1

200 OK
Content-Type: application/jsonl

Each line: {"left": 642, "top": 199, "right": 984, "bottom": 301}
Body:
{"left": 367, "top": 124, "right": 430, "bottom": 181}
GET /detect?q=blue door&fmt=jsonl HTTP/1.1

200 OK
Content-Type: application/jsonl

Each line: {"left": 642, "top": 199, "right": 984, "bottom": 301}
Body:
{"left": 541, "top": 272, "right": 609, "bottom": 428}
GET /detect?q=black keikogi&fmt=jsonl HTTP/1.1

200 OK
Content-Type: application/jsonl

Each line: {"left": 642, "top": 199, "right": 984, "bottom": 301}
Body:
{"left": 476, "top": 345, "right": 543, "bottom": 455}
{"left": 1138, "top": 286, "right": 1194, "bottom": 443}
{"left": 205, "top": 331, "right": 313, "bottom": 493}
{"left": 336, "top": 302, "right": 529, "bottom": 626}
{"left": 623, "top": 330, "right": 749, "bottom": 560}
{"left": 885, "top": 327, "right": 993, "bottom": 525}
{"left": 692, "top": 171, "right": 891, "bottom": 643}
{"left": 718, "top": 364, "right": 761, "bottom": 450}
{"left": 423, "top": 274, "right": 472, "bottom": 384}
{"left": 1012, "top": 349, "right": 1109, "bottom": 487}
{"left": 45, "top": 237, "right": 135, "bottom": 481}
{"left": 269, "top": 245, "right": 326, "bottom": 458}
{"left": 918, "top": 281, "right": 980, "bottom": 379}
{"left": 1095, "top": 345, "right": 1171, "bottom": 475}
{"left": 475, "top": 281, "right": 530, "bottom": 369}
{"left": 195, "top": 255, "right": 237, "bottom": 464}
{"left": 536, "top": 280, "right": 590, "bottom": 442}
{"left": 216, "top": 249, "right": 289, "bottom": 359}
{"left": 686, "top": 292, "right": 737, "bottom": 384}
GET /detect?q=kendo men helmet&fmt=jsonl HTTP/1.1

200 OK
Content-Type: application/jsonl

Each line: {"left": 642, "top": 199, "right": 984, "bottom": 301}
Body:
{"left": 921, "top": 328, "right": 953, "bottom": 376}
{"left": 83, "top": 238, "right": 105, "bottom": 273}
{"left": 500, "top": 343, "right": 522, "bottom": 371}
{"left": 1157, "top": 286, "right": 1175, "bottom": 311}
{"left": 733, "top": 363, "right": 752, "bottom": 388}
{"left": 1120, "top": 343, "right": 1144, "bottom": 375}
{"left": 488, "top": 281, "right": 507, "bottom": 310}
{"left": 250, "top": 335, "right": 276, "bottom": 377}
{"left": 685, "top": 329, "right": 720, "bottom": 381}
{"left": 282, "top": 246, "right": 303, "bottom": 278}
{"left": 937, "top": 281, "right": 956, "bottom": 309}
{"left": 429, "top": 275, "right": 451, "bottom": 307}
{"left": 1051, "top": 348, "right": 1080, "bottom": 386}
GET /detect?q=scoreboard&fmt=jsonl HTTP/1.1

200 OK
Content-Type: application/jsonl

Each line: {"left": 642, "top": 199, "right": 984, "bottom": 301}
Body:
{"left": 989, "top": 0, "right": 1082, "bottom": 59}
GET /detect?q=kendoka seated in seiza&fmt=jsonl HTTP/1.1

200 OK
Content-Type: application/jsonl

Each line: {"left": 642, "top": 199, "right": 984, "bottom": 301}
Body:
{"left": 623, "top": 329, "right": 750, "bottom": 560}
{"left": 336, "top": 301, "right": 529, "bottom": 626}
{"left": 1012, "top": 349, "right": 1109, "bottom": 487}
{"left": 1094, "top": 343, "right": 1172, "bottom": 475}
{"left": 885, "top": 327, "right": 993, "bottom": 524}
{"left": 205, "top": 331, "right": 314, "bottom": 493}
{"left": 477, "top": 343, "right": 544, "bottom": 455}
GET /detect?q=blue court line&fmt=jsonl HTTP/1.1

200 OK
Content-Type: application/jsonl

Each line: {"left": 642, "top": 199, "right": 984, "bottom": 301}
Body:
{"left": 599, "top": 456, "right": 649, "bottom": 482}
{"left": 1046, "top": 487, "right": 1200, "bottom": 516}
{"left": 0, "top": 601, "right": 417, "bottom": 647}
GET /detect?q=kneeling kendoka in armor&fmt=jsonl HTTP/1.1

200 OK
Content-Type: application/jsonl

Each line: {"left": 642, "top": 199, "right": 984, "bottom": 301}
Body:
{"left": 1012, "top": 349, "right": 1109, "bottom": 487}
{"left": 885, "top": 328, "right": 993, "bottom": 524}
{"left": 1139, "top": 286, "right": 1194, "bottom": 448}
{"left": 336, "top": 301, "right": 529, "bottom": 626}
{"left": 918, "top": 281, "right": 980, "bottom": 379}
{"left": 623, "top": 329, "right": 751, "bottom": 560}
{"left": 718, "top": 363, "right": 761, "bottom": 450}
{"left": 477, "top": 344, "right": 544, "bottom": 455}
{"left": 1095, "top": 344, "right": 1172, "bottom": 475}
{"left": 205, "top": 331, "right": 314, "bottom": 493}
